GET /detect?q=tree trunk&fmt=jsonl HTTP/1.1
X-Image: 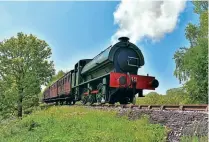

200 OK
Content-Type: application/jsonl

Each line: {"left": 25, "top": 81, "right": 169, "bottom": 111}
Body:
{"left": 17, "top": 88, "right": 23, "bottom": 118}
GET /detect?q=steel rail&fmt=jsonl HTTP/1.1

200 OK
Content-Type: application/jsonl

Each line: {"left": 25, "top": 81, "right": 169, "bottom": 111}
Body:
{"left": 88, "top": 104, "right": 208, "bottom": 112}
{"left": 41, "top": 103, "right": 208, "bottom": 112}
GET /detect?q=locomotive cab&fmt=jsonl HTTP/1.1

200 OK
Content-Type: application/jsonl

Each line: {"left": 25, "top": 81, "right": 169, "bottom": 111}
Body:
{"left": 73, "top": 59, "right": 92, "bottom": 100}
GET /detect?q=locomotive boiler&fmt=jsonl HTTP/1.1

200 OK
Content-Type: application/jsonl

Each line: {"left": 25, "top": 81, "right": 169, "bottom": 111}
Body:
{"left": 43, "top": 37, "right": 159, "bottom": 105}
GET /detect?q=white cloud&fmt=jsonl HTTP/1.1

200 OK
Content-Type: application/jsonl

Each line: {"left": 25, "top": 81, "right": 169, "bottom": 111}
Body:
{"left": 111, "top": 0, "right": 186, "bottom": 44}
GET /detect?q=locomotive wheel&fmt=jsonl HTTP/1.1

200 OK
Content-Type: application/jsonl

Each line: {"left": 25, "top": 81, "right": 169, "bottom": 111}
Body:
{"left": 96, "top": 83, "right": 104, "bottom": 104}
{"left": 81, "top": 96, "right": 87, "bottom": 105}
{"left": 119, "top": 98, "right": 128, "bottom": 104}
{"left": 60, "top": 101, "right": 63, "bottom": 105}
{"left": 109, "top": 96, "right": 115, "bottom": 104}
{"left": 81, "top": 88, "right": 89, "bottom": 105}
{"left": 89, "top": 95, "right": 95, "bottom": 105}
{"left": 71, "top": 100, "right": 76, "bottom": 105}
{"left": 81, "top": 94, "right": 88, "bottom": 105}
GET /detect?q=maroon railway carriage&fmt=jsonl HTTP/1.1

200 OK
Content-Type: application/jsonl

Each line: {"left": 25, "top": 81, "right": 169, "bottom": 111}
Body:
{"left": 43, "top": 37, "right": 159, "bottom": 105}
{"left": 44, "top": 70, "right": 75, "bottom": 104}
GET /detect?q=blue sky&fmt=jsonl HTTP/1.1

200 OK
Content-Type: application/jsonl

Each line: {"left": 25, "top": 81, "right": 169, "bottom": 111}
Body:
{"left": 0, "top": 1, "right": 198, "bottom": 94}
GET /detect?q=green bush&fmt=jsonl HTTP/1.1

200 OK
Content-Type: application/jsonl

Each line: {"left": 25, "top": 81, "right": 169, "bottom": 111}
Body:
{"left": 136, "top": 88, "right": 195, "bottom": 105}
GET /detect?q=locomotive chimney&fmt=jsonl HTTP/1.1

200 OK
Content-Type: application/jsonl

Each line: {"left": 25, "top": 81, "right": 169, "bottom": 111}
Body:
{"left": 118, "top": 37, "right": 129, "bottom": 42}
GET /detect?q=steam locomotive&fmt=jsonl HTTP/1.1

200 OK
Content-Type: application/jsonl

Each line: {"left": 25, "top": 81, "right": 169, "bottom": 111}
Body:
{"left": 43, "top": 37, "right": 159, "bottom": 105}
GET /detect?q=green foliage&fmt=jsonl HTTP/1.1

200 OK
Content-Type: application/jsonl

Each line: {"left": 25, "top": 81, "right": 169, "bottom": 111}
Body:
{"left": 173, "top": 2, "right": 208, "bottom": 104}
{"left": 0, "top": 32, "right": 55, "bottom": 118}
{"left": 0, "top": 77, "right": 18, "bottom": 119}
{"left": 0, "top": 106, "right": 167, "bottom": 142}
{"left": 136, "top": 88, "right": 193, "bottom": 105}
{"left": 193, "top": 1, "right": 208, "bottom": 14}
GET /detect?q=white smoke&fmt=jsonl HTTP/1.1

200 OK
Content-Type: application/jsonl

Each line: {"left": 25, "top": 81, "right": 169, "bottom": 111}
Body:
{"left": 111, "top": 0, "right": 186, "bottom": 44}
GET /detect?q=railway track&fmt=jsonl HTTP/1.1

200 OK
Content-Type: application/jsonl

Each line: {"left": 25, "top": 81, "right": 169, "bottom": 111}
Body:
{"left": 42, "top": 103, "right": 208, "bottom": 112}
{"left": 87, "top": 104, "right": 208, "bottom": 112}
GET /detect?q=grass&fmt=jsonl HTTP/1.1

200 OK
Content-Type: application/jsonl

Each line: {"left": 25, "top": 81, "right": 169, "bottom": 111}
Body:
{"left": 0, "top": 106, "right": 168, "bottom": 142}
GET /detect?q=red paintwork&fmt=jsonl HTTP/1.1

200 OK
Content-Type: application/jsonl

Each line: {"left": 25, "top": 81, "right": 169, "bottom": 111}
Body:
{"left": 83, "top": 90, "right": 99, "bottom": 96}
{"left": 49, "top": 82, "right": 58, "bottom": 98}
{"left": 58, "top": 78, "right": 64, "bottom": 95}
{"left": 83, "top": 92, "right": 88, "bottom": 95}
{"left": 109, "top": 72, "right": 156, "bottom": 90}
{"left": 64, "top": 79, "right": 70, "bottom": 95}
{"left": 91, "top": 90, "right": 99, "bottom": 94}
{"left": 58, "top": 80, "right": 62, "bottom": 95}
{"left": 57, "top": 73, "right": 71, "bottom": 96}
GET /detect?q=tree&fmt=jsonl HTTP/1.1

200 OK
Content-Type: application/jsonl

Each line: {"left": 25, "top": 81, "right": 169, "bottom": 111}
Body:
{"left": 0, "top": 32, "right": 55, "bottom": 117}
{"left": 173, "top": 1, "right": 208, "bottom": 103}
{"left": 0, "top": 76, "right": 18, "bottom": 119}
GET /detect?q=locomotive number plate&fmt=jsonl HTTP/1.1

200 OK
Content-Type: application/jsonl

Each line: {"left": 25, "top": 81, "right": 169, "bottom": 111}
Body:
{"left": 131, "top": 76, "right": 138, "bottom": 82}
